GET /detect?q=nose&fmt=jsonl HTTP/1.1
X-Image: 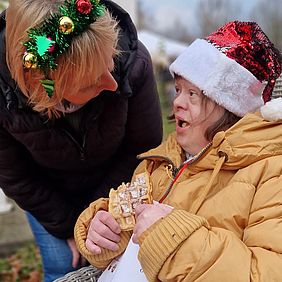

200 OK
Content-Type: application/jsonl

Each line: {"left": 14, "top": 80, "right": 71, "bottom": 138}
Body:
{"left": 173, "top": 92, "right": 186, "bottom": 110}
{"left": 100, "top": 71, "right": 118, "bottom": 92}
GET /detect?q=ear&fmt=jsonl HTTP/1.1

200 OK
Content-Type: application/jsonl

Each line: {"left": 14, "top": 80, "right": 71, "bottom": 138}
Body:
{"left": 260, "top": 97, "right": 282, "bottom": 121}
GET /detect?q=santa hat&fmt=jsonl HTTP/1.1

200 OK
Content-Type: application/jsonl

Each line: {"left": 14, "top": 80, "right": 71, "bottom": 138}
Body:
{"left": 169, "top": 21, "right": 282, "bottom": 121}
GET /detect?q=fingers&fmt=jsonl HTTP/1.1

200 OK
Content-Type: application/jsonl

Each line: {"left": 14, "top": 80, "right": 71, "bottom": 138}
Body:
{"left": 86, "top": 211, "right": 121, "bottom": 254}
{"left": 66, "top": 238, "right": 81, "bottom": 268}
{"left": 133, "top": 203, "right": 174, "bottom": 245}
{"left": 88, "top": 229, "right": 119, "bottom": 252}
{"left": 93, "top": 221, "right": 121, "bottom": 242}
{"left": 90, "top": 211, "right": 121, "bottom": 243}
{"left": 71, "top": 248, "right": 80, "bottom": 268}
{"left": 86, "top": 238, "right": 102, "bottom": 254}
{"left": 97, "top": 210, "right": 121, "bottom": 234}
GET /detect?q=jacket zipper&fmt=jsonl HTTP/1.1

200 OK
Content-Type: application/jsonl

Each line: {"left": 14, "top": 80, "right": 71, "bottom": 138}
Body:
{"left": 59, "top": 112, "right": 99, "bottom": 161}
{"left": 139, "top": 143, "right": 212, "bottom": 202}
{"left": 138, "top": 154, "right": 189, "bottom": 202}
{"left": 61, "top": 128, "right": 86, "bottom": 161}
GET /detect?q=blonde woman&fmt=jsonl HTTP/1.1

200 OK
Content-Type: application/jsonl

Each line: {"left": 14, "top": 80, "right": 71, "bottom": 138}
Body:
{"left": 0, "top": 0, "right": 162, "bottom": 281}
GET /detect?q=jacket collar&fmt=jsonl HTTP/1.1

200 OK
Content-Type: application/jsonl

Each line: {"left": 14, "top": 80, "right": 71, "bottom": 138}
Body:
{"left": 138, "top": 133, "right": 185, "bottom": 168}
{"left": 140, "top": 113, "right": 282, "bottom": 173}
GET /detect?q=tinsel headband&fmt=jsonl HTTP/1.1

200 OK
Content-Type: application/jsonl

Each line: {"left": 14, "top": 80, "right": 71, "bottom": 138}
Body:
{"left": 22, "top": 0, "right": 105, "bottom": 97}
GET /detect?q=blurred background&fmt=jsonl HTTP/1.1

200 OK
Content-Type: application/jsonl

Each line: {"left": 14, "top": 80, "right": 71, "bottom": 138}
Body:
{"left": 117, "top": 0, "right": 282, "bottom": 138}
{"left": 0, "top": 0, "right": 281, "bottom": 280}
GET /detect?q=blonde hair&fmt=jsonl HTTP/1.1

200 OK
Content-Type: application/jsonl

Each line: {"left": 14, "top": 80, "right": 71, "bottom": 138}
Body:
{"left": 6, "top": 0, "right": 119, "bottom": 118}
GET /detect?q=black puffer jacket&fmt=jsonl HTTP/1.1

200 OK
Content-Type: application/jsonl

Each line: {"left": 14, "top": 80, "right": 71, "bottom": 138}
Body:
{"left": 0, "top": 1, "right": 163, "bottom": 239}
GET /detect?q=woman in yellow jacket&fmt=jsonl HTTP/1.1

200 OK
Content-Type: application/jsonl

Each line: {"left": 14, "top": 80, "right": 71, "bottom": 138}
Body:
{"left": 72, "top": 21, "right": 282, "bottom": 281}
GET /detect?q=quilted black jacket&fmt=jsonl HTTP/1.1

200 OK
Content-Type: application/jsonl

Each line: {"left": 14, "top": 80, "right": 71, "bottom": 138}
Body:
{"left": 0, "top": 1, "right": 163, "bottom": 239}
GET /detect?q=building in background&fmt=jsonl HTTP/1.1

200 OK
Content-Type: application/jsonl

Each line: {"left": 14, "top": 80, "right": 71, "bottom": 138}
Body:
{"left": 138, "top": 30, "right": 187, "bottom": 67}
{"left": 273, "top": 74, "right": 282, "bottom": 98}
{"left": 113, "top": 0, "right": 186, "bottom": 67}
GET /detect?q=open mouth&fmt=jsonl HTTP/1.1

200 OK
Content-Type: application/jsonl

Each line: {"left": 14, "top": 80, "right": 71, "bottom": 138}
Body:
{"left": 177, "top": 119, "right": 189, "bottom": 128}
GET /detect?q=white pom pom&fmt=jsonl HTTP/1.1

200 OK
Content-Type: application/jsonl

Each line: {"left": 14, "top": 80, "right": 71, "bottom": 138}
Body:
{"left": 260, "top": 97, "right": 282, "bottom": 121}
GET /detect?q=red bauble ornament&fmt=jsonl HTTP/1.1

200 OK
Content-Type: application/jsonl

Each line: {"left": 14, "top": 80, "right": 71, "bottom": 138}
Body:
{"left": 76, "top": 0, "right": 92, "bottom": 14}
{"left": 47, "top": 37, "right": 55, "bottom": 53}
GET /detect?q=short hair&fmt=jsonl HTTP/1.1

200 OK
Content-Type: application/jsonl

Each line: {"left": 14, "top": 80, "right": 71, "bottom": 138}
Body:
{"left": 200, "top": 93, "right": 240, "bottom": 141}
{"left": 205, "top": 109, "right": 240, "bottom": 142}
{"left": 6, "top": 0, "right": 119, "bottom": 118}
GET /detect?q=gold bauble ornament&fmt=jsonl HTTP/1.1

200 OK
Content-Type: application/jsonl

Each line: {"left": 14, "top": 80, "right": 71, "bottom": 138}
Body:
{"left": 59, "top": 16, "right": 74, "bottom": 34}
{"left": 23, "top": 53, "right": 38, "bottom": 69}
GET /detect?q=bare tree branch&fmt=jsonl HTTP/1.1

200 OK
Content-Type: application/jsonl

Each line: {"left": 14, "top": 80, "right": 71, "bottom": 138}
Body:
{"left": 249, "top": 0, "right": 282, "bottom": 50}
{"left": 195, "top": 0, "right": 241, "bottom": 37}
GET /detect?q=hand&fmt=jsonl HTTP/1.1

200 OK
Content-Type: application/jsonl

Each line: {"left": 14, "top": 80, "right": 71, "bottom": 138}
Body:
{"left": 132, "top": 202, "right": 173, "bottom": 244}
{"left": 67, "top": 237, "right": 87, "bottom": 268}
{"left": 86, "top": 210, "right": 121, "bottom": 255}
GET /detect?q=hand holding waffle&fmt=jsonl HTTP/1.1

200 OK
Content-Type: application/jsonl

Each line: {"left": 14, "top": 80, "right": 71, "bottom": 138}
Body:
{"left": 86, "top": 173, "right": 152, "bottom": 254}
{"left": 132, "top": 202, "right": 173, "bottom": 244}
{"left": 86, "top": 210, "right": 121, "bottom": 255}
{"left": 109, "top": 172, "right": 153, "bottom": 231}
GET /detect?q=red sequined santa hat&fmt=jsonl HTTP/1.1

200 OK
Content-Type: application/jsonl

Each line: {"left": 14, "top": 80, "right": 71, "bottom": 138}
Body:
{"left": 169, "top": 21, "right": 282, "bottom": 120}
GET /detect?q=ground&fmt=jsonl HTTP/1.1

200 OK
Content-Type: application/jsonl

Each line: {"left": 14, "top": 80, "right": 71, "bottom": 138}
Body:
{"left": 0, "top": 243, "right": 42, "bottom": 282}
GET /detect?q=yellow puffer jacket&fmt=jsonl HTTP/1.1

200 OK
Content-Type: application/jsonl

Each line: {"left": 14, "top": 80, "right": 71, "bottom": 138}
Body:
{"left": 75, "top": 112, "right": 282, "bottom": 281}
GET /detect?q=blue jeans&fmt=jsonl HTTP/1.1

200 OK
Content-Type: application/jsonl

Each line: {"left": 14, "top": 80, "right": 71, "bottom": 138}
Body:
{"left": 26, "top": 213, "right": 78, "bottom": 282}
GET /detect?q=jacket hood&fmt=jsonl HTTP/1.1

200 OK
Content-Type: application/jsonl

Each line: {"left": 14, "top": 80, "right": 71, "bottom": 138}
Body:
{"left": 209, "top": 112, "right": 282, "bottom": 169}
{"left": 101, "top": 0, "right": 138, "bottom": 97}
{"left": 140, "top": 112, "right": 282, "bottom": 172}
{"left": 0, "top": 11, "right": 26, "bottom": 110}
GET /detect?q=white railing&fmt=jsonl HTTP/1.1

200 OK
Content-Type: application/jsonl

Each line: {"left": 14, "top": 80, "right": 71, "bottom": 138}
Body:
{"left": 0, "top": 188, "right": 13, "bottom": 214}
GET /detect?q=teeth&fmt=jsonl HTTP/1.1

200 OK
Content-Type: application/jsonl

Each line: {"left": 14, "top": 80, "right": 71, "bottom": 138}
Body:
{"left": 181, "top": 122, "right": 188, "bottom": 128}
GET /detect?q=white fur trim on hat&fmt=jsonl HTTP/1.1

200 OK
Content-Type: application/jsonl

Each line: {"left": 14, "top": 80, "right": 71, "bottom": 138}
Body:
{"left": 169, "top": 39, "right": 265, "bottom": 117}
{"left": 260, "top": 97, "right": 282, "bottom": 121}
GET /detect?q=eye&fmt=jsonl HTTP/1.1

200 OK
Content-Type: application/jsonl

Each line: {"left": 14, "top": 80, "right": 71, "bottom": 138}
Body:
{"left": 189, "top": 90, "right": 197, "bottom": 97}
{"left": 174, "top": 86, "right": 180, "bottom": 96}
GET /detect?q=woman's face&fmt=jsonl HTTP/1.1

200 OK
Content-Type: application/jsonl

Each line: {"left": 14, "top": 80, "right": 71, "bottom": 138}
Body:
{"left": 173, "top": 77, "right": 225, "bottom": 155}
{"left": 63, "top": 54, "right": 118, "bottom": 105}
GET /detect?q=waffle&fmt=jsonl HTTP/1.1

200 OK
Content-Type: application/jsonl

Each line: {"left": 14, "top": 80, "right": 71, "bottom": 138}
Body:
{"left": 108, "top": 172, "right": 152, "bottom": 231}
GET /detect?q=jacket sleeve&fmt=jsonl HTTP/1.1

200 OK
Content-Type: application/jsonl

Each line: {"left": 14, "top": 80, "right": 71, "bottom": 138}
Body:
{"left": 94, "top": 41, "right": 163, "bottom": 197}
{"left": 75, "top": 162, "right": 149, "bottom": 267}
{"left": 0, "top": 127, "right": 80, "bottom": 239}
{"left": 138, "top": 159, "right": 282, "bottom": 281}
{"left": 74, "top": 197, "right": 132, "bottom": 268}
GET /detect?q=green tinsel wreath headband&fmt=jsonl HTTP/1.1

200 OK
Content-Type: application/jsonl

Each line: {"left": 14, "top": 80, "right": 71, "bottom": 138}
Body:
{"left": 22, "top": 0, "right": 105, "bottom": 97}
